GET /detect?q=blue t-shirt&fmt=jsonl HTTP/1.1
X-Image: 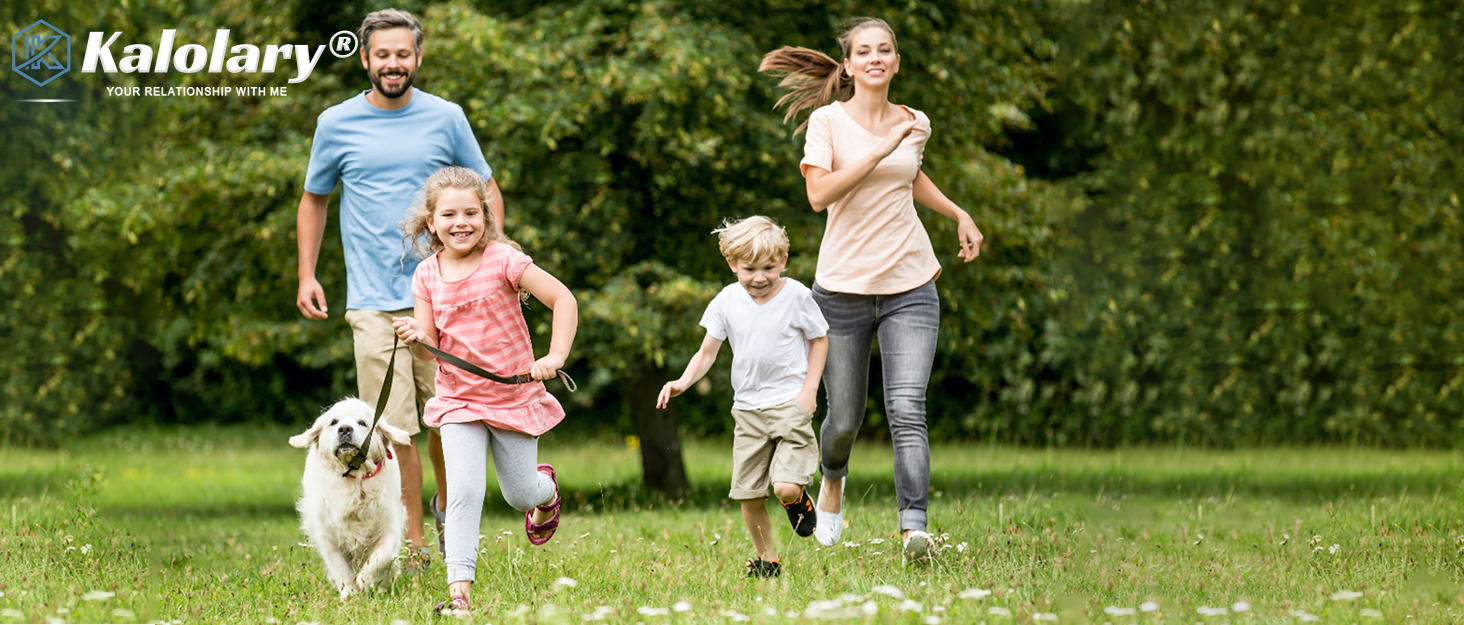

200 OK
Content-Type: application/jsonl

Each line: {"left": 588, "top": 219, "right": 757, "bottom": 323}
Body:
{"left": 304, "top": 89, "right": 493, "bottom": 311}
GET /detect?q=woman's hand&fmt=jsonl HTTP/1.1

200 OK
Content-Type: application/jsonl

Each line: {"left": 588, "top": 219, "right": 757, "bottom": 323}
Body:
{"left": 957, "top": 212, "right": 984, "bottom": 262}
{"left": 530, "top": 354, "right": 566, "bottom": 382}
{"left": 874, "top": 119, "right": 918, "bottom": 159}
{"left": 391, "top": 316, "right": 421, "bottom": 343}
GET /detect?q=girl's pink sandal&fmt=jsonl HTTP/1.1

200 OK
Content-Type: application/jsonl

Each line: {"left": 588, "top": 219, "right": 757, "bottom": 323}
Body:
{"left": 525, "top": 463, "right": 560, "bottom": 546}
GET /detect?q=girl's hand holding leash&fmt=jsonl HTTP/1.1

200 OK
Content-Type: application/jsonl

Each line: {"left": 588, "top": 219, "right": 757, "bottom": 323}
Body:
{"left": 530, "top": 354, "right": 566, "bottom": 382}
{"left": 391, "top": 316, "right": 422, "bottom": 344}
{"left": 656, "top": 380, "right": 689, "bottom": 409}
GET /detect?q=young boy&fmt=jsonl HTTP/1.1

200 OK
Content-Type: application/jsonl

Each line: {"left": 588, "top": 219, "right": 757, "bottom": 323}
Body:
{"left": 656, "top": 216, "right": 829, "bottom": 578}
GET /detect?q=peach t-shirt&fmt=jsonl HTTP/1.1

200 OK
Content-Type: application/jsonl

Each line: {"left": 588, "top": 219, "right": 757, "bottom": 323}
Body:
{"left": 800, "top": 101, "right": 942, "bottom": 295}
{"left": 412, "top": 242, "right": 565, "bottom": 436}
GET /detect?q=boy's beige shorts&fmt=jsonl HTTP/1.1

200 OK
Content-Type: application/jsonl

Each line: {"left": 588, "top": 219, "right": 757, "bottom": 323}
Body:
{"left": 345, "top": 309, "right": 438, "bottom": 437}
{"left": 728, "top": 399, "right": 818, "bottom": 500}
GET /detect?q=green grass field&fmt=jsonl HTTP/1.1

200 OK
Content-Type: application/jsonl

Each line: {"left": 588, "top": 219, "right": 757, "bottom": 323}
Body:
{"left": 3, "top": 425, "right": 1463, "bottom": 624}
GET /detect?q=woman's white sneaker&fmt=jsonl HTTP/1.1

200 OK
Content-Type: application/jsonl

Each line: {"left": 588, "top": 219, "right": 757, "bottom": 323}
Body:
{"left": 902, "top": 530, "right": 931, "bottom": 564}
{"left": 813, "top": 480, "right": 844, "bottom": 547}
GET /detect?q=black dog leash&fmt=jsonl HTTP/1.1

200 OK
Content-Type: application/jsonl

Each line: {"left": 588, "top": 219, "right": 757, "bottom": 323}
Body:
{"left": 342, "top": 335, "right": 577, "bottom": 477}
{"left": 343, "top": 336, "right": 397, "bottom": 477}
{"left": 414, "top": 341, "right": 577, "bottom": 392}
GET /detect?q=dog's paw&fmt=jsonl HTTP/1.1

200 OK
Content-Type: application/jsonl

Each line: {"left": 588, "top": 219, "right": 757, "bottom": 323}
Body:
{"left": 338, "top": 581, "right": 359, "bottom": 601}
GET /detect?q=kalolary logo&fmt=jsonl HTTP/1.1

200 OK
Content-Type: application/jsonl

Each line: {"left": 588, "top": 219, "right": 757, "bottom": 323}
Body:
{"left": 12, "top": 20, "right": 71, "bottom": 87}
{"left": 82, "top": 28, "right": 349, "bottom": 83}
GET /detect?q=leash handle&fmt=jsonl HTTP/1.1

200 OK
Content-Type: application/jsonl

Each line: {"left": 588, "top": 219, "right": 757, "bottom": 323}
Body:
{"left": 344, "top": 335, "right": 396, "bottom": 477}
{"left": 416, "top": 340, "right": 577, "bottom": 392}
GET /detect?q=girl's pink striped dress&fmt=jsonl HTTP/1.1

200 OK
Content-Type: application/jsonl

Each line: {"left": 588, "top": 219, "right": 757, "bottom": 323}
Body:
{"left": 412, "top": 242, "right": 565, "bottom": 435}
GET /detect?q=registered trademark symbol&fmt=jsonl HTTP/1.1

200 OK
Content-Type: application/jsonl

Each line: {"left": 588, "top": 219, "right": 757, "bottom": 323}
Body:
{"left": 328, "top": 30, "right": 358, "bottom": 58}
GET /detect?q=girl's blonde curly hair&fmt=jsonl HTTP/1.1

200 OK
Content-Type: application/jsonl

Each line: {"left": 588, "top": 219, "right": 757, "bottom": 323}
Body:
{"left": 400, "top": 166, "right": 520, "bottom": 261}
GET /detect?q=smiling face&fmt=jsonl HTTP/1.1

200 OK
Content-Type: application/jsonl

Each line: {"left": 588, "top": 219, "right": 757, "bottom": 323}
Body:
{"left": 842, "top": 25, "right": 900, "bottom": 92}
{"left": 361, "top": 27, "right": 420, "bottom": 99}
{"left": 728, "top": 254, "right": 788, "bottom": 301}
{"left": 427, "top": 188, "right": 487, "bottom": 257}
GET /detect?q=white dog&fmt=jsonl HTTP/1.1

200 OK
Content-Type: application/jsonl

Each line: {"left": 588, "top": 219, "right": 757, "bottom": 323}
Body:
{"left": 289, "top": 398, "right": 411, "bottom": 599}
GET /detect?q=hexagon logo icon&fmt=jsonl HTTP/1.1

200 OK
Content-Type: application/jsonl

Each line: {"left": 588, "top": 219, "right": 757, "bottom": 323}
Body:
{"left": 12, "top": 20, "right": 70, "bottom": 87}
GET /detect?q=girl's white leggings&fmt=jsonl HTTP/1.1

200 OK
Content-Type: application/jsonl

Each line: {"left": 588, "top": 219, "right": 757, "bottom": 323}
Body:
{"left": 440, "top": 421, "right": 555, "bottom": 584}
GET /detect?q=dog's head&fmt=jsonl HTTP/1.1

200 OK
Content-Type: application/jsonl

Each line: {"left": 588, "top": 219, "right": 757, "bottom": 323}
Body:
{"left": 289, "top": 398, "right": 411, "bottom": 470}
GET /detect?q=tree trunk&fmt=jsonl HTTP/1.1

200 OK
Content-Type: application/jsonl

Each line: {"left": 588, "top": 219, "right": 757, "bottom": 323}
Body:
{"left": 628, "top": 363, "right": 689, "bottom": 497}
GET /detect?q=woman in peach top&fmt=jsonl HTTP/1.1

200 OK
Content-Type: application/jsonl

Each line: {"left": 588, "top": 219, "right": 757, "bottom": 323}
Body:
{"left": 761, "top": 17, "right": 983, "bottom": 561}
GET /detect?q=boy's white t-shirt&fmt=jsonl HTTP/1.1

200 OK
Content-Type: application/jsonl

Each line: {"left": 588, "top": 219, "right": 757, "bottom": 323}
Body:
{"left": 700, "top": 278, "right": 829, "bottom": 410}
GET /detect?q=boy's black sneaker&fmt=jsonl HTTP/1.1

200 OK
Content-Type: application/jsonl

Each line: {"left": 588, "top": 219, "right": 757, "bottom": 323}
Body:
{"left": 745, "top": 557, "right": 782, "bottom": 578}
{"left": 782, "top": 490, "right": 816, "bottom": 537}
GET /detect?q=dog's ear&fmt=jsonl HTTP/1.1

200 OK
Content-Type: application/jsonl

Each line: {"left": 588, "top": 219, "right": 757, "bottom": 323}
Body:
{"left": 289, "top": 419, "right": 326, "bottom": 449}
{"left": 377, "top": 423, "right": 412, "bottom": 447}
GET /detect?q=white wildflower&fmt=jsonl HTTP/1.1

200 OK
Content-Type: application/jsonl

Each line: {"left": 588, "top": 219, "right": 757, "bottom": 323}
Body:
{"left": 1139, "top": 601, "right": 1159, "bottom": 612}
{"left": 554, "top": 577, "right": 578, "bottom": 588}
{"left": 764, "top": 607, "right": 778, "bottom": 616}
{"left": 1104, "top": 607, "right": 1136, "bottom": 616}
{"left": 1329, "top": 544, "right": 1340, "bottom": 554}
{"left": 868, "top": 538, "right": 885, "bottom": 544}
{"left": 924, "top": 617, "right": 943, "bottom": 625}
{"left": 1288, "top": 609, "right": 1320, "bottom": 622}
{"left": 719, "top": 609, "right": 750, "bottom": 622}
{"left": 582, "top": 606, "right": 615, "bottom": 621}
{"left": 1330, "top": 590, "right": 1364, "bottom": 601}
{"left": 843, "top": 541, "right": 861, "bottom": 548}
{"left": 872, "top": 585, "right": 906, "bottom": 599}
{"left": 82, "top": 590, "right": 116, "bottom": 601}
{"left": 672, "top": 602, "right": 691, "bottom": 612}
{"left": 1361, "top": 609, "right": 1384, "bottom": 618}
{"left": 0, "top": 610, "right": 21, "bottom": 619}
{"left": 958, "top": 588, "right": 991, "bottom": 599}
{"left": 862, "top": 602, "right": 879, "bottom": 616}
{"left": 1033, "top": 613, "right": 1058, "bottom": 622}
{"left": 988, "top": 606, "right": 1012, "bottom": 617}
{"left": 897, "top": 600, "right": 923, "bottom": 612}
{"left": 956, "top": 542, "right": 968, "bottom": 553}
{"left": 637, "top": 606, "right": 669, "bottom": 616}
{"left": 1232, "top": 602, "right": 1251, "bottom": 612}
{"left": 1197, "top": 606, "right": 1227, "bottom": 616}
{"left": 80, "top": 544, "right": 92, "bottom": 555}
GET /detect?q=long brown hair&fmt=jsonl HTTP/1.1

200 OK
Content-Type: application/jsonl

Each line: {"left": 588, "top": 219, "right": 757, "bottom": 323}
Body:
{"left": 758, "top": 17, "right": 899, "bottom": 134}
{"left": 400, "top": 166, "right": 519, "bottom": 262}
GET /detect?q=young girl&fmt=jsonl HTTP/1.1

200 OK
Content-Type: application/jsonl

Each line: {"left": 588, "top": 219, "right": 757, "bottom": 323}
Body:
{"left": 391, "top": 166, "right": 578, "bottom": 614}
{"left": 760, "top": 18, "right": 983, "bottom": 562}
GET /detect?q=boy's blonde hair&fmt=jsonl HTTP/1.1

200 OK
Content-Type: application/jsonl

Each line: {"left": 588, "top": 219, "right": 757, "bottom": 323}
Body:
{"left": 400, "top": 166, "right": 518, "bottom": 260}
{"left": 713, "top": 216, "right": 789, "bottom": 262}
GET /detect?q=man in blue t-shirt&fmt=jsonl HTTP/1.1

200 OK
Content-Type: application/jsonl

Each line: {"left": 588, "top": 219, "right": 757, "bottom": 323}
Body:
{"left": 295, "top": 8, "right": 502, "bottom": 568}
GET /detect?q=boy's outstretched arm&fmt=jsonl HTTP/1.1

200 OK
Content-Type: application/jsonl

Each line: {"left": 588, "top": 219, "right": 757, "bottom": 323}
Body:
{"left": 796, "top": 336, "right": 829, "bottom": 413}
{"left": 657, "top": 333, "right": 723, "bottom": 409}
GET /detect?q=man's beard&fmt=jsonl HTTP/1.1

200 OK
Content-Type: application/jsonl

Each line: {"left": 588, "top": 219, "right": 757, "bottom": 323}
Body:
{"left": 369, "top": 65, "right": 417, "bottom": 99}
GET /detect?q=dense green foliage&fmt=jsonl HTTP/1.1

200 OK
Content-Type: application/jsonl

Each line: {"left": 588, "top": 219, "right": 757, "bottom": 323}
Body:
{"left": 3, "top": 0, "right": 1460, "bottom": 447}
{"left": 989, "top": 0, "right": 1464, "bottom": 445}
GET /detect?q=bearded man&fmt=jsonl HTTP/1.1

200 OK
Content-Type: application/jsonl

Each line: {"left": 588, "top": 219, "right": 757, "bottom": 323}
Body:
{"left": 293, "top": 8, "right": 504, "bottom": 571}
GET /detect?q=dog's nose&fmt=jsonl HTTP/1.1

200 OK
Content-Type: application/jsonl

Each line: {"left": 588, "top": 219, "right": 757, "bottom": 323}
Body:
{"left": 338, "top": 425, "right": 354, "bottom": 437}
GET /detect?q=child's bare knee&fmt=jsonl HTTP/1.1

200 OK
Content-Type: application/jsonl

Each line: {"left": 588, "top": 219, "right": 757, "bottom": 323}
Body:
{"left": 772, "top": 483, "right": 802, "bottom": 502}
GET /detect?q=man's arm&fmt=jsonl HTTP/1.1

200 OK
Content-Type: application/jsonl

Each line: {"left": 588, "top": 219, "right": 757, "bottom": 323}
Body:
{"left": 486, "top": 177, "right": 506, "bottom": 235}
{"left": 296, "top": 191, "right": 331, "bottom": 319}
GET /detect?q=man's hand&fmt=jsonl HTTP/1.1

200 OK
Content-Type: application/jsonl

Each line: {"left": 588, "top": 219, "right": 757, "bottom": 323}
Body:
{"left": 297, "top": 277, "right": 328, "bottom": 319}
